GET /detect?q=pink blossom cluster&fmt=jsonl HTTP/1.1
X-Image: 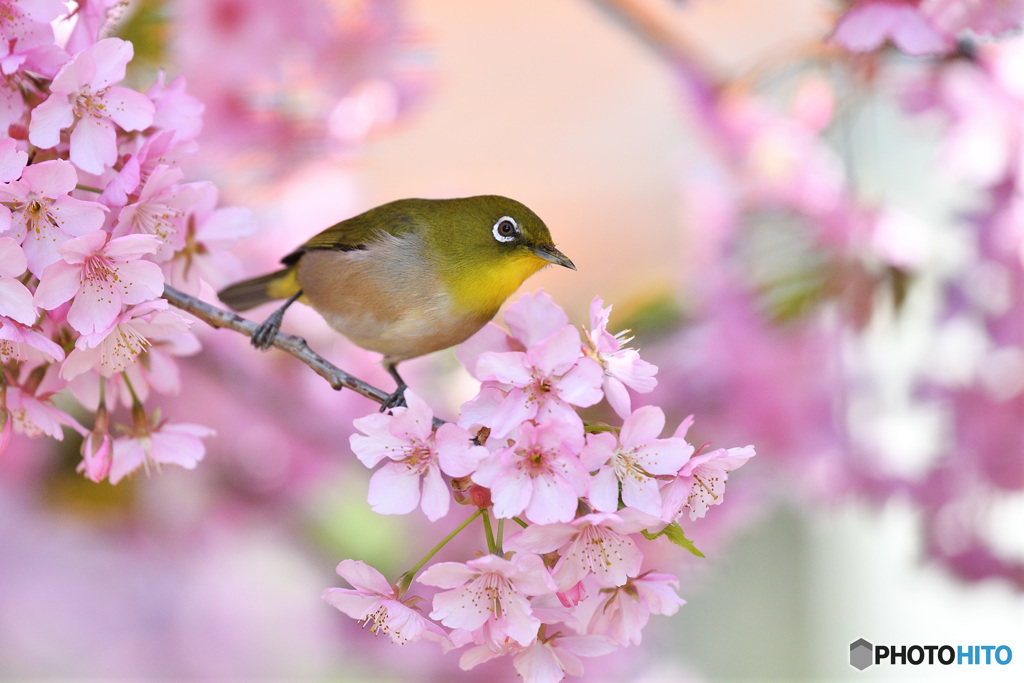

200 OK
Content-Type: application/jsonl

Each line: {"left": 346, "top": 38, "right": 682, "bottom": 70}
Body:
{"left": 831, "top": 0, "right": 1024, "bottom": 55}
{"left": 898, "top": 43, "right": 1024, "bottom": 584}
{"left": 662, "top": 5, "right": 1024, "bottom": 587}
{"left": 326, "top": 293, "right": 754, "bottom": 682}
{"left": 0, "top": 3, "right": 253, "bottom": 482}
{"left": 815, "top": 5, "right": 1024, "bottom": 584}
{"left": 166, "top": 0, "right": 428, "bottom": 179}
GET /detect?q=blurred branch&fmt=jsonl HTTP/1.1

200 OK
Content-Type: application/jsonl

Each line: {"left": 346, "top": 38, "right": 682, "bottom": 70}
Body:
{"left": 587, "top": 0, "right": 715, "bottom": 81}
{"left": 161, "top": 285, "right": 395, "bottom": 406}
{"left": 587, "top": 0, "right": 725, "bottom": 133}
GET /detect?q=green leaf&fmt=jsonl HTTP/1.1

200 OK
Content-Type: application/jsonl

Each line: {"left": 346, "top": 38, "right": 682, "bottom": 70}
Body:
{"left": 642, "top": 522, "right": 705, "bottom": 558}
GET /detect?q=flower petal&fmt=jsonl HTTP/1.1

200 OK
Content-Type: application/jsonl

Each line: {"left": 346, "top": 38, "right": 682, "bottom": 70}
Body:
{"left": 366, "top": 462, "right": 421, "bottom": 515}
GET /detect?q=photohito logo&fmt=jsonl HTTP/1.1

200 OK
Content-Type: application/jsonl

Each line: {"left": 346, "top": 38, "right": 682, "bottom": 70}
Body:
{"left": 850, "top": 639, "right": 1013, "bottom": 670}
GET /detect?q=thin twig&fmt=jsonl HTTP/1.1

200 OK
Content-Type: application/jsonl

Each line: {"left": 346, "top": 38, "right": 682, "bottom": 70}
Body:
{"left": 161, "top": 284, "right": 394, "bottom": 405}
{"left": 587, "top": 0, "right": 714, "bottom": 78}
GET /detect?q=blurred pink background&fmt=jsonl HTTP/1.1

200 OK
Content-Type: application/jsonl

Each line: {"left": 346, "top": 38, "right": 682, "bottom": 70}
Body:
{"left": 3, "top": 1, "right": 1023, "bottom": 680}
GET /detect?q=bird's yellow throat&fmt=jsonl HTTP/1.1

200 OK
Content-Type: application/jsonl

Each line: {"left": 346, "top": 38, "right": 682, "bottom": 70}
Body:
{"left": 444, "top": 251, "right": 549, "bottom": 318}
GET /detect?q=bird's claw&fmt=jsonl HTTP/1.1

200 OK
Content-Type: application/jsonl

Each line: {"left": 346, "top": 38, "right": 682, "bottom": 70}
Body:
{"left": 380, "top": 385, "right": 408, "bottom": 412}
{"left": 251, "top": 313, "right": 282, "bottom": 350}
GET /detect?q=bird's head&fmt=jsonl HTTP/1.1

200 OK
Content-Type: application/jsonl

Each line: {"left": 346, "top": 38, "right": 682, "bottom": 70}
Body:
{"left": 424, "top": 195, "right": 575, "bottom": 317}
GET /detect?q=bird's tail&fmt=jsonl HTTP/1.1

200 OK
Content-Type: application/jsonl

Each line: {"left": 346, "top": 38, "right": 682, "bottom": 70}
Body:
{"left": 218, "top": 267, "right": 301, "bottom": 311}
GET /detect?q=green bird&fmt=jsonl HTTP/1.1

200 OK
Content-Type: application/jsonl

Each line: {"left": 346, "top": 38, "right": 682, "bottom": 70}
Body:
{"left": 218, "top": 195, "right": 576, "bottom": 408}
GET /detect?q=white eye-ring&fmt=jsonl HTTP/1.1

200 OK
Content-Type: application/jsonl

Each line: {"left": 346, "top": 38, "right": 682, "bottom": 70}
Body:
{"left": 492, "top": 216, "right": 519, "bottom": 242}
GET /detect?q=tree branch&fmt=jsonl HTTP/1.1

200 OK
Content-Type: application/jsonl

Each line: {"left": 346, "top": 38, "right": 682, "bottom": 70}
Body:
{"left": 161, "top": 284, "right": 395, "bottom": 406}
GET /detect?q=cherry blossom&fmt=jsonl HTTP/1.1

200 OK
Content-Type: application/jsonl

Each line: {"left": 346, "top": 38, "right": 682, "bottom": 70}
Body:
{"left": 350, "top": 389, "right": 486, "bottom": 521}
{"left": 0, "top": 0, "right": 65, "bottom": 76}
{"left": 61, "top": 300, "right": 192, "bottom": 380}
{"left": 112, "top": 165, "right": 208, "bottom": 260}
{"left": 108, "top": 407, "right": 213, "bottom": 484}
{"left": 162, "top": 184, "right": 255, "bottom": 293}
{"left": 471, "top": 420, "right": 589, "bottom": 524}
{"left": 472, "top": 324, "right": 603, "bottom": 438}
{"left": 0, "top": 159, "right": 107, "bottom": 275}
{"left": 419, "top": 553, "right": 556, "bottom": 648}
{"left": 78, "top": 403, "right": 111, "bottom": 482}
{"left": 583, "top": 572, "right": 686, "bottom": 646}
{"left": 506, "top": 510, "right": 658, "bottom": 591}
{"left": 663, "top": 445, "right": 756, "bottom": 522}
{"left": 33, "top": 231, "right": 164, "bottom": 335}
{"left": 28, "top": 38, "right": 155, "bottom": 174}
{"left": 512, "top": 631, "right": 616, "bottom": 683}
{"left": 321, "top": 559, "right": 448, "bottom": 646}
{"left": 583, "top": 296, "right": 657, "bottom": 418}
{"left": 0, "top": 315, "right": 65, "bottom": 364}
{"left": 580, "top": 405, "right": 693, "bottom": 518}
{"left": 3, "top": 381, "right": 80, "bottom": 440}
{"left": 146, "top": 72, "right": 205, "bottom": 144}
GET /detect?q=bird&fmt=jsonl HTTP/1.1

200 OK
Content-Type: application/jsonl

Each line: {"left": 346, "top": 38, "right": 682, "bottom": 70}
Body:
{"left": 217, "top": 195, "right": 576, "bottom": 409}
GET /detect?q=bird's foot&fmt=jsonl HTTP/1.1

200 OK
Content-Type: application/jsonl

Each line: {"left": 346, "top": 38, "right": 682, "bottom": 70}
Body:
{"left": 250, "top": 290, "right": 302, "bottom": 351}
{"left": 251, "top": 311, "right": 284, "bottom": 350}
{"left": 380, "top": 384, "right": 408, "bottom": 412}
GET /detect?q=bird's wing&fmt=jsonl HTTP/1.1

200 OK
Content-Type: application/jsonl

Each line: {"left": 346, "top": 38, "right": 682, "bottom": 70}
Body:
{"left": 280, "top": 201, "right": 423, "bottom": 265}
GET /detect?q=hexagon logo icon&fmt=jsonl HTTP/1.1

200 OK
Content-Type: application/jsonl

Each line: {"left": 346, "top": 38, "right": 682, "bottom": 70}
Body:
{"left": 850, "top": 638, "right": 873, "bottom": 670}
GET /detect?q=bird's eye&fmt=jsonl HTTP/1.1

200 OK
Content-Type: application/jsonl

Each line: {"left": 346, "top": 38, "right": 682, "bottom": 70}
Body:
{"left": 492, "top": 216, "right": 519, "bottom": 243}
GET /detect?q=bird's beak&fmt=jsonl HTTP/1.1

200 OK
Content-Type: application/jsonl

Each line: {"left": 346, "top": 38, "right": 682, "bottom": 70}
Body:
{"left": 531, "top": 244, "right": 576, "bottom": 271}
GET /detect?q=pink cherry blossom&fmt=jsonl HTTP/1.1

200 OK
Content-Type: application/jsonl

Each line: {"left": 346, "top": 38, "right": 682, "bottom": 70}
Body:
{"left": 512, "top": 631, "right": 617, "bottom": 683}
{"left": 471, "top": 420, "right": 589, "bottom": 524}
{"left": 0, "top": 316, "right": 64, "bottom": 364}
{"left": 108, "top": 411, "right": 213, "bottom": 484}
{"left": 146, "top": 71, "right": 205, "bottom": 144}
{"left": 0, "top": 159, "right": 107, "bottom": 275}
{"left": 61, "top": 300, "right": 192, "bottom": 379}
{"left": 321, "top": 559, "right": 449, "bottom": 646}
{"left": 506, "top": 510, "right": 658, "bottom": 591}
{"left": 350, "top": 389, "right": 487, "bottom": 521}
{"left": 580, "top": 406, "right": 694, "bottom": 518}
{"left": 33, "top": 231, "right": 164, "bottom": 335}
{"left": 64, "top": 315, "right": 199, "bottom": 411}
{"left": 112, "top": 165, "right": 208, "bottom": 260}
{"left": 0, "top": 237, "right": 36, "bottom": 324}
{"left": 583, "top": 297, "right": 657, "bottom": 418}
{"left": 0, "top": 0, "right": 65, "bottom": 76}
{"left": 3, "top": 382, "right": 80, "bottom": 440}
{"left": 663, "top": 445, "right": 756, "bottom": 522}
{"left": 830, "top": 0, "right": 955, "bottom": 56}
{"left": 472, "top": 324, "right": 603, "bottom": 439}
{"left": 64, "top": 0, "right": 124, "bottom": 54}
{"left": 162, "top": 184, "right": 255, "bottom": 293}
{"left": 28, "top": 38, "right": 155, "bottom": 174}
{"left": 419, "top": 553, "right": 556, "bottom": 648}
{"left": 583, "top": 572, "right": 685, "bottom": 646}
{"left": 77, "top": 403, "right": 111, "bottom": 482}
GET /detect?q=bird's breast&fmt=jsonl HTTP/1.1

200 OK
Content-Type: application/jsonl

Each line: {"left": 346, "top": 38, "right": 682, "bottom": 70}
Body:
{"left": 295, "top": 233, "right": 491, "bottom": 363}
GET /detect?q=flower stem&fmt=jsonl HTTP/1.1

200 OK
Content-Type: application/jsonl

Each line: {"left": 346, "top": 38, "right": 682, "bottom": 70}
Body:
{"left": 122, "top": 372, "right": 142, "bottom": 406}
{"left": 482, "top": 508, "right": 497, "bottom": 555}
{"left": 396, "top": 508, "right": 483, "bottom": 596}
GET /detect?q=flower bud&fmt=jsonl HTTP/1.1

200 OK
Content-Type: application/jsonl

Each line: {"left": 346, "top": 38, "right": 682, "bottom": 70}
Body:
{"left": 77, "top": 405, "right": 112, "bottom": 482}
